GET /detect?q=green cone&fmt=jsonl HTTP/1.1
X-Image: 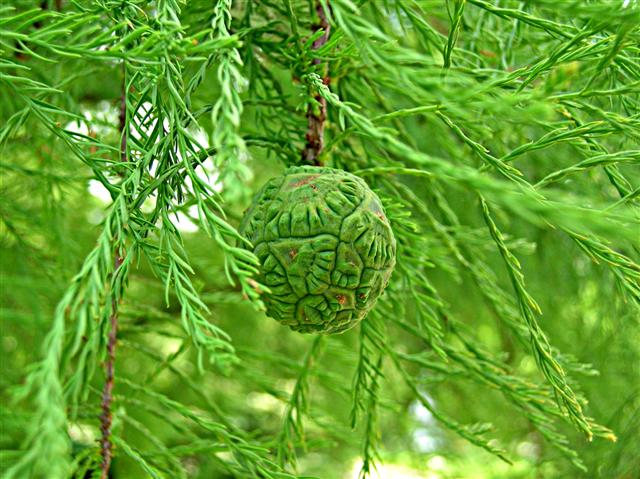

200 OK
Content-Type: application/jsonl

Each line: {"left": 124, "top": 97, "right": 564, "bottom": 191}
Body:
{"left": 241, "top": 166, "right": 396, "bottom": 334}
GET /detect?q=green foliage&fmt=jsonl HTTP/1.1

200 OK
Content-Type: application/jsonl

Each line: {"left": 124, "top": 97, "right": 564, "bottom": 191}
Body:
{"left": 1, "top": 1, "right": 639, "bottom": 479}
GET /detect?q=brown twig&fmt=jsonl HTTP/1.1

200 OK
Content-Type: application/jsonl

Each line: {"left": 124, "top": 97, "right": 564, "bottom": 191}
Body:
{"left": 99, "top": 256, "right": 122, "bottom": 479}
{"left": 301, "top": 1, "right": 331, "bottom": 166}
{"left": 118, "top": 89, "right": 127, "bottom": 162}
{"left": 99, "top": 69, "right": 127, "bottom": 479}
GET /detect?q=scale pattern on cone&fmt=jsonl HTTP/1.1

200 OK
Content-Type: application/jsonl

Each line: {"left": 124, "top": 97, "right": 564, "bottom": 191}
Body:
{"left": 241, "top": 166, "right": 396, "bottom": 334}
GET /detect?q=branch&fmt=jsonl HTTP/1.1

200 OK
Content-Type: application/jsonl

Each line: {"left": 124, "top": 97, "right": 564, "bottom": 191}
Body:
{"left": 99, "top": 66, "right": 128, "bottom": 479}
{"left": 99, "top": 254, "right": 122, "bottom": 479}
{"left": 301, "top": 1, "right": 331, "bottom": 166}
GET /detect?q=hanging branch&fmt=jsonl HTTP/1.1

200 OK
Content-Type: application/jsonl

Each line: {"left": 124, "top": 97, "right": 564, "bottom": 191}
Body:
{"left": 98, "top": 257, "right": 121, "bottom": 478}
{"left": 99, "top": 68, "right": 128, "bottom": 479}
{"left": 301, "top": 1, "right": 331, "bottom": 166}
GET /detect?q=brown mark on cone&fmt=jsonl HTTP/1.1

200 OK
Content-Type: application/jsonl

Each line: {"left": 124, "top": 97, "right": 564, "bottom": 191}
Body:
{"left": 291, "top": 175, "right": 320, "bottom": 188}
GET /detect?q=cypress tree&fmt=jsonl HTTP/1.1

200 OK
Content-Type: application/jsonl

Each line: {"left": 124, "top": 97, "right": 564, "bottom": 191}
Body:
{"left": 1, "top": 1, "right": 639, "bottom": 478}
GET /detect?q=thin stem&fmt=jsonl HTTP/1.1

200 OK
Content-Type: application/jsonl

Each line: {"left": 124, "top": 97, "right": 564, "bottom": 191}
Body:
{"left": 99, "top": 64, "right": 128, "bottom": 479}
{"left": 118, "top": 87, "right": 127, "bottom": 162}
{"left": 99, "top": 255, "right": 122, "bottom": 479}
{"left": 301, "top": 1, "right": 331, "bottom": 166}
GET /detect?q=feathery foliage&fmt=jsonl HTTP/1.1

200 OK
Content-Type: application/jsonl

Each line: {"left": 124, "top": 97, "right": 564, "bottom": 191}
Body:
{"left": 1, "top": 1, "right": 639, "bottom": 478}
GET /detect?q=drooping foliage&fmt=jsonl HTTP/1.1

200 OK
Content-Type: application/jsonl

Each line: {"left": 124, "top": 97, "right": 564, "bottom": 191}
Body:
{"left": 0, "top": 1, "right": 639, "bottom": 478}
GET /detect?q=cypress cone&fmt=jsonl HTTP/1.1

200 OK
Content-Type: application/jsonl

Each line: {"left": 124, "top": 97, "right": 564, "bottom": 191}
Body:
{"left": 241, "top": 166, "right": 396, "bottom": 333}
